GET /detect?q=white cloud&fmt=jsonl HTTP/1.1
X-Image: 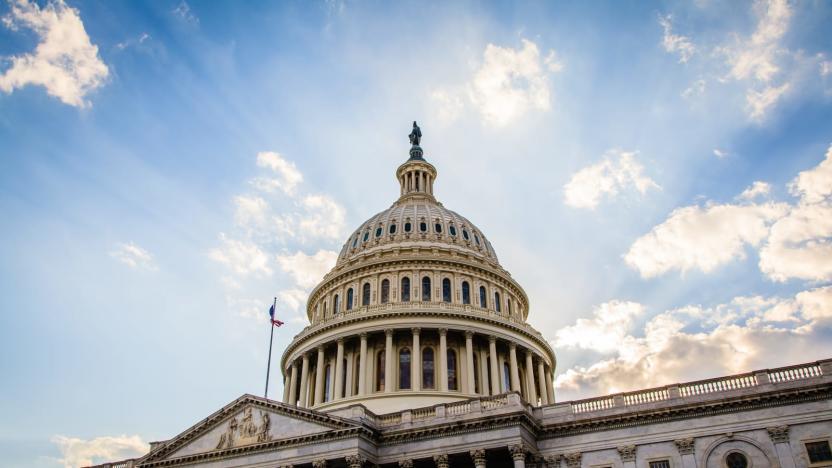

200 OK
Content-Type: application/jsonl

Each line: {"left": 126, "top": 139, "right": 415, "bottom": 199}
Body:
{"left": 554, "top": 301, "right": 645, "bottom": 354}
{"left": 51, "top": 434, "right": 147, "bottom": 468}
{"left": 0, "top": 0, "right": 108, "bottom": 107}
{"left": 255, "top": 152, "right": 303, "bottom": 196}
{"left": 172, "top": 0, "right": 198, "bottom": 24}
{"left": 563, "top": 150, "right": 660, "bottom": 209}
{"left": 297, "top": 195, "right": 346, "bottom": 241}
{"left": 787, "top": 144, "right": 832, "bottom": 204}
{"left": 430, "top": 88, "right": 465, "bottom": 126}
{"left": 659, "top": 15, "right": 696, "bottom": 64}
{"left": 821, "top": 60, "right": 832, "bottom": 77}
{"left": 746, "top": 83, "right": 790, "bottom": 121}
{"left": 554, "top": 286, "right": 832, "bottom": 399}
{"left": 276, "top": 250, "right": 338, "bottom": 289}
{"left": 209, "top": 234, "right": 272, "bottom": 277}
{"left": 109, "top": 242, "right": 157, "bottom": 271}
{"left": 737, "top": 181, "right": 771, "bottom": 201}
{"left": 233, "top": 195, "right": 269, "bottom": 229}
{"left": 713, "top": 148, "right": 729, "bottom": 159}
{"left": 624, "top": 202, "right": 788, "bottom": 278}
{"left": 759, "top": 201, "right": 832, "bottom": 282}
{"left": 681, "top": 79, "right": 706, "bottom": 99}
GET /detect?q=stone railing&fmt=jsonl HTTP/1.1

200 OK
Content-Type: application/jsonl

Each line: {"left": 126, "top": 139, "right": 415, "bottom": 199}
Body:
{"left": 565, "top": 359, "right": 831, "bottom": 415}
{"left": 372, "top": 392, "right": 520, "bottom": 428}
{"left": 87, "top": 460, "right": 136, "bottom": 468}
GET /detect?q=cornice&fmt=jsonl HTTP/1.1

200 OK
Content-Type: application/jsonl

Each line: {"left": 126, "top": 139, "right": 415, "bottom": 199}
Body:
{"left": 378, "top": 411, "right": 540, "bottom": 445}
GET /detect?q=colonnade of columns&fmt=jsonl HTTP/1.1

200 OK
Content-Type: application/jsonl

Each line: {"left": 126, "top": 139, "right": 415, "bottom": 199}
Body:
{"left": 281, "top": 444, "right": 537, "bottom": 468}
{"left": 282, "top": 328, "right": 555, "bottom": 408}
{"left": 399, "top": 167, "right": 434, "bottom": 197}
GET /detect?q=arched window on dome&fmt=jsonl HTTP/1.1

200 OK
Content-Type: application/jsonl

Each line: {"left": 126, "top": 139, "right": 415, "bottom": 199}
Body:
{"left": 507, "top": 298, "right": 513, "bottom": 315}
{"left": 479, "top": 286, "right": 487, "bottom": 308}
{"left": 381, "top": 279, "right": 390, "bottom": 304}
{"left": 401, "top": 277, "right": 410, "bottom": 302}
{"left": 419, "top": 221, "right": 427, "bottom": 232}
{"left": 389, "top": 223, "right": 397, "bottom": 235}
{"left": 495, "top": 292, "right": 501, "bottom": 312}
{"left": 422, "top": 347, "right": 435, "bottom": 389}
{"left": 503, "top": 362, "right": 511, "bottom": 392}
{"left": 362, "top": 283, "right": 371, "bottom": 306}
{"left": 363, "top": 231, "right": 369, "bottom": 242}
{"left": 462, "top": 229, "right": 470, "bottom": 240}
{"left": 375, "top": 226, "right": 383, "bottom": 238}
{"left": 442, "top": 278, "right": 451, "bottom": 303}
{"left": 346, "top": 288, "right": 354, "bottom": 310}
{"left": 404, "top": 221, "right": 412, "bottom": 232}
{"left": 462, "top": 281, "right": 471, "bottom": 304}
{"left": 324, "top": 364, "right": 332, "bottom": 402}
{"left": 472, "top": 353, "right": 480, "bottom": 393}
{"left": 422, "top": 276, "right": 431, "bottom": 301}
{"left": 434, "top": 222, "right": 442, "bottom": 233}
{"left": 447, "top": 349, "right": 458, "bottom": 391}
{"left": 449, "top": 225, "right": 457, "bottom": 237}
{"left": 376, "top": 351, "right": 385, "bottom": 392}
{"left": 333, "top": 294, "right": 340, "bottom": 315}
{"left": 352, "top": 236, "right": 358, "bottom": 248}
{"left": 399, "top": 348, "right": 411, "bottom": 390}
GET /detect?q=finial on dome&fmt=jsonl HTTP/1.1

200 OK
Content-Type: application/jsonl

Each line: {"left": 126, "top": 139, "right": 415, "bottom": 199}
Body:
{"left": 408, "top": 121, "right": 423, "bottom": 160}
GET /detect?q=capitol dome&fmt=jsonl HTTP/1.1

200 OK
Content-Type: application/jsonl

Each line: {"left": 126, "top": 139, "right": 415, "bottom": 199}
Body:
{"left": 280, "top": 127, "right": 555, "bottom": 414}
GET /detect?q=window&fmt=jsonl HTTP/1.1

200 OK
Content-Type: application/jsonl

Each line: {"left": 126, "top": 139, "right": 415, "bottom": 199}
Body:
{"left": 381, "top": 279, "right": 390, "bottom": 304}
{"left": 389, "top": 224, "right": 397, "bottom": 234}
{"left": 346, "top": 288, "right": 354, "bottom": 310}
{"left": 495, "top": 292, "right": 501, "bottom": 312}
{"left": 806, "top": 441, "right": 832, "bottom": 464}
{"left": 442, "top": 278, "right": 451, "bottom": 303}
{"left": 435, "top": 222, "right": 442, "bottom": 233}
{"left": 649, "top": 461, "right": 670, "bottom": 468}
{"left": 422, "top": 276, "right": 431, "bottom": 301}
{"left": 473, "top": 353, "right": 480, "bottom": 393}
{"left": 399, "top": 348, "right": 411, "bottom": 390}
{"left": 420, "top": 221, "right": 427, "bottom": 232}
{"left": 333, "top": 294, "right": 340, "bottom": 314}
{"left": 449, "top": 225, "right": 457, "bottom": 236}
{"left": 376, "top": 351, "right": 385, "bottom": 392}
{"left": 462, "top": 281, "right": 471, "bottom": 304}
{"left": 447, "top": 349, "right": 458, "bottom": 390}
{"left": 422, "top": 347, "right": 435, "bottom": 389}
{"left": 405, "top": 222, "right": 412, "bottom": 232}
{"left": 352, "top": 236, "right": 358, "bottom": 248}
{"left": 342, "top": 358, "right": 348, "bottom": 397}
{"left": 375, "top": 227, "right": 382, "bottom": 238}
{"left": 401, "top": 277, "right": 410, "bottom": 302}
{"left": 323, "top": 301, "right": 327, "bottom": 316}
{"left": 479, "top": 286, "right": 487, "bottom": 308}
{"left": 462, "top": 229, "right": 470, "bottom": 240}
{"left": 324, "top": 365, "right": 332, "bottom": 402}
{"left": 474, "top": 234, "right": 481, "bottom": 245}
{"left": 508, "top": 299, "right": 512, "bottom": 315}
{"left": 363, "top": 231, "right": 369, "bottom": 242}
{"left": 503, "top": 362, "right": 511, "bottom": 391}
{"left": 362, "top": 283, "right": 371, "bottom": 306}
{"left": 726, "top": 453, "right": 748, "bottom": 468}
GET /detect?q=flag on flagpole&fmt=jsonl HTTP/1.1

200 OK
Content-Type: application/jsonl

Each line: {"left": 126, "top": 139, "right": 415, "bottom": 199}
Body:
{"left": 268, "top": 303, "right": 284, "bottom": 327}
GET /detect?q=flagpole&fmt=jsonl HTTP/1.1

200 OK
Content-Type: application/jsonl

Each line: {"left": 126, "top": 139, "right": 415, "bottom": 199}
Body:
{"left": 264, "top": 297, "right": 277, "bottom": 399}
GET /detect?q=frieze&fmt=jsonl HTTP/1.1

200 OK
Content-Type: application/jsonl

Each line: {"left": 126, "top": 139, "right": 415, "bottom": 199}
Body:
{"left": 215, "top": 407, "right": 272, "bottom": 450}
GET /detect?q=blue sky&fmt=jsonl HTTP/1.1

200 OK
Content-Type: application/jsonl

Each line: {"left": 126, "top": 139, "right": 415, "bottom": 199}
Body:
{"left": 1, "top": 0, "right": 832, "bottom": 466}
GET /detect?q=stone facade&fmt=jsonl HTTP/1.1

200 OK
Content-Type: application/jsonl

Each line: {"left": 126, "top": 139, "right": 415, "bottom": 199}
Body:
{"left": 92, "top": 139, "right": 832, "bottom": 468}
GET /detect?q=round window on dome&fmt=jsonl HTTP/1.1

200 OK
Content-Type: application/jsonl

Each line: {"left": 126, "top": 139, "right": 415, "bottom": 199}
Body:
{"left": 363, "top": 231, "right": 369, "bottom": 242}
{"left": 435, "top": 223, "right": 442, "bottom": 233}
{"left": 404, "top": 222, "right": 412, "bottom": 232}
{"left": 462, "top": 229, "right": 470, "bottom": 240}
{"left": 389, "top": 224, "right": 397, "bottom": 234}
{"left": 419, "top": 222, "right": 427, "bottom": 232}
{"left": 449, "top": 226, "right": 457, "bottom": 236}
{"left": 375, "top": 227, "right": 382, "bottom": 238}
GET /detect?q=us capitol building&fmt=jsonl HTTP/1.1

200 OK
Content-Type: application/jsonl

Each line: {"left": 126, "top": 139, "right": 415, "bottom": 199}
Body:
{"left": 98, "top": 125, "right": 832, "bottom": 468}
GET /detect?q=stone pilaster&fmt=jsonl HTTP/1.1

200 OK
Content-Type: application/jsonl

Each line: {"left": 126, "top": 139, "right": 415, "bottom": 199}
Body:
{"left": 471, "top": 448, "right": 487, "bottom": 468}
{"left": 768, "top": 426, "right": 796, "bottom": 468}
{"left": 433, "top": 454, "right": 449, "bottom": 468}
{"left": 675, "top": 438, "right": 696, "bottom": 468}
{"left": 565, "top": 452, "right": 582, "bottom": 468}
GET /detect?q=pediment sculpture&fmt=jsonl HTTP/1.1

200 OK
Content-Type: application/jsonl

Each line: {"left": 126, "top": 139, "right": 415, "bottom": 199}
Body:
{"left": 215, "top": 407, "right": 272, "bottom": 449}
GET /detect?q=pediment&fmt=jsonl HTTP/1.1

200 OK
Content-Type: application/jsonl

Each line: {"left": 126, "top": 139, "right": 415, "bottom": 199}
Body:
{"left": 142, "top": 394, "right": 361, "bottom": 463}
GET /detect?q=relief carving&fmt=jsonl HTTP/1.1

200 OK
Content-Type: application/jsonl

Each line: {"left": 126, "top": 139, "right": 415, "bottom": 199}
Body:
{"left": 215, "top": 407, "right": 273, "bottom": 450}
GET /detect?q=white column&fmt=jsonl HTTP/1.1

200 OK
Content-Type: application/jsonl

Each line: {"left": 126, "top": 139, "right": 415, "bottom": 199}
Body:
{"left": 509, "top": 343, "right": 521, "bottom": 392}
{"left": 538, "top": 359, "right": 548, "bottom": 405}
{"left": 298, "top": 353, "right": 310, "bottom": 407}
{"left": 334, "top": 338, "right": 345, "bottom": 400}
{"left": 412, "top": 328, "right": 421, "bottom": 391}
{"left": 282, "top": 373, "right": 291, "bottom": 403}
{"left": 439, "top": 329, "right": 448, "bottom": 391}
{"left": 358, "top": 333, "right": 368, "bottom": 395}
{"left": 385, "top": 329, "right": 394, "bottom": 393}
{"left": 314, "top": 346, "right": 325, "bottom": 405}
{"left": 525, "top": 351, "right": 537, "bottom": 404}
{"left": 288, "top": 361, "right": 299, "bottom": 406}
{"left": 465, "top": 332, "right": 475, "bottom": 394}
{"left": 510, "top": 444, "right": 526, "bottom": 468}
{"left": 545, "top": 367, "right": 555, "bottom": 403}
{"left": 345, "top": 350, "right": 354, "bottom": 398}
{"left": 488, "top": 336, "right": 500, "bottom": 395}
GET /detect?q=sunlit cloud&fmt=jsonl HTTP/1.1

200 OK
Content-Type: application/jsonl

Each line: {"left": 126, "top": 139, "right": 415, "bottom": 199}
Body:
{"left": 109, "top": 242, "right": 157, "bottom": 271}
{"left": 51, "top": 434, "right": 147, "bottom": 468}
{"left": 564, "top": 150, "right": 659, "bottom": 209}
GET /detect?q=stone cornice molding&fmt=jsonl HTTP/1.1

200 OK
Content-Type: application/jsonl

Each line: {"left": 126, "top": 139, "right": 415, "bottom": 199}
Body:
{"left": 379, "top": 412, "right": 540, "bottom": 445}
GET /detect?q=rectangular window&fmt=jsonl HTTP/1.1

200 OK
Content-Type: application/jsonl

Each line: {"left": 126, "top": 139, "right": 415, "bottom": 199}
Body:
{"left": 806, "top": 441, "right": 832, "bottom": 464}
{"left": 649, "top": 461, "right": 671, "bottom": 468}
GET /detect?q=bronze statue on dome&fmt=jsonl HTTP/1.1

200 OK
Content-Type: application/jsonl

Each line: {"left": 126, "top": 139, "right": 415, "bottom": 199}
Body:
{"left": 408, "top": 121, "right": 422, "bottom": 146}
